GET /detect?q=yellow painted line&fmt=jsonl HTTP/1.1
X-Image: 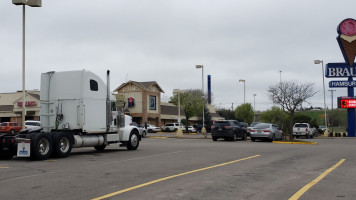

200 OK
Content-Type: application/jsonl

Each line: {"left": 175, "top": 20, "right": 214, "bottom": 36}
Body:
{"left": 149, "top": 136, "right": 168, "bottom": 139}
{"left": 92, "top": 155, "right": 261, "bottom": 200}
{"left": 273, "top": 141, "right": 317, "bottom": 145}
{"left": 0, "top": 166, "right": 9, "bottom": 169}
{"left": 289, "top": 159, "right": 346, "bottom": 200}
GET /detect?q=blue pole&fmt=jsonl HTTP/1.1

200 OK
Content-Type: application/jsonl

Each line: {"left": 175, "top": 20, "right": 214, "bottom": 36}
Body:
{"left": 347, "top": 76, "right": 355, "bottom": 137}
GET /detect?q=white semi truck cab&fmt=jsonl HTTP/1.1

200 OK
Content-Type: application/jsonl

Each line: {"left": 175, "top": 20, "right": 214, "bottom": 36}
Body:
{"left": 0, "top": 70, "right": 141, "bottom": 160}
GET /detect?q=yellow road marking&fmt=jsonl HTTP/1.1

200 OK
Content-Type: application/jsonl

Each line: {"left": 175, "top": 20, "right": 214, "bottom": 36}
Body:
{"left": 273, "top": 141, "right": 317, "bottom": 145}
{"left": 0, "top": 166, "right": 9, "bottom": 169}
{"left": 92, "top": 155, "right": 261, "bottom": 200}
{"left": 289, "top": 159, "right": 346, "bottom": 200}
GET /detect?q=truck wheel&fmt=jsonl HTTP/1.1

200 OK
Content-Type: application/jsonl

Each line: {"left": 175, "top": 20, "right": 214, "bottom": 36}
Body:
{"left": 94, "top": 144, "right": 106, "bottom": 151}
{"left": 212, "top": 136, "right": 217, "bottom": 141}
{"left": 52, "top": 132, "right": 72, "bottom": 158}
{"left": 31, "top": 132, "right": 52, "bottom": 160}
{"left": 127, "top": 130, "right": 139, "bottom": 150}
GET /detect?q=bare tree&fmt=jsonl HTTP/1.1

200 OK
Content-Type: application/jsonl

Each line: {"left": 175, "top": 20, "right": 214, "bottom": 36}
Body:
{"left": 267, "top": 81, "right": 317, "bottom": 140}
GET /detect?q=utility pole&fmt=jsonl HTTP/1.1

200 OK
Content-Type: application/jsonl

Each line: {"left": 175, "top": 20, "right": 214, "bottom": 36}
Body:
{"left": 328, "top": 89, "right": 336, "bottom": 133}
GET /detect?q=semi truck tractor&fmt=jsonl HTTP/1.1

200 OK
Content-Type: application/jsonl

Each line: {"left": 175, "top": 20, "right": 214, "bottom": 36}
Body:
{"left": 0, "top": 70, "right": 141, "bottom": 160}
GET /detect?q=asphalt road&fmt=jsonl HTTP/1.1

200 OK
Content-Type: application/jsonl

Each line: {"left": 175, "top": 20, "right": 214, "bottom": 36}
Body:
{"left": 0, "top": 137, "right": 355, "bottom": 200}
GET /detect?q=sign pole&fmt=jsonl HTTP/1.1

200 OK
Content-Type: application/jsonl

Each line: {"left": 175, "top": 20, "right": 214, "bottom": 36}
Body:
{"left": 347, "top": 76, "right": 356, "bottom": 137}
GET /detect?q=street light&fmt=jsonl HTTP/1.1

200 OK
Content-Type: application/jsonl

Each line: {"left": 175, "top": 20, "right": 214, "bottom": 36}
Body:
{"left": 314, "top": 60, "right": 328, "bottom": 131}
{"left": 195, "top": 65, "right": 206, "bottom": 136}
{"left": 173, "top": 89, "right": 183, "bottom": 137}
{"left": 239, "top": 79, "right": 246, "bottom": 103}
{"left": 12, "top": 0, "right": 42, "bottom": 129}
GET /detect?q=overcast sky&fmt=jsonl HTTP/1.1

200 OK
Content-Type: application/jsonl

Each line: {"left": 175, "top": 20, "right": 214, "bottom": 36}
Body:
{"left": 1, "top": 0, "right": 355, "bottom": 111}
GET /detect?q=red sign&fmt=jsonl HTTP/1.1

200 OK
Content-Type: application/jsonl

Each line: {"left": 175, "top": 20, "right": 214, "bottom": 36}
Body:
{"left": 17, "top": 101, "right": 37, "bottom": 107}
{"left": 340, "top": 99, "right": 356, "bottom": 108}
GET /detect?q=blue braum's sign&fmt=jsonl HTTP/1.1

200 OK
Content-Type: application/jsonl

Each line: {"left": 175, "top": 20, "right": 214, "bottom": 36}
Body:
{"left": 326, "top": 63, "right": 356, "bottom": 78}
{"left": 329, "top": 81, "right": 356, "bottom": 87}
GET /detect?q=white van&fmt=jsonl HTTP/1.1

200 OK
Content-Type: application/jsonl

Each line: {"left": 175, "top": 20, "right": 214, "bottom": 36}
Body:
{"left": 25, "top": 120, "right": 41, "bottom": 130}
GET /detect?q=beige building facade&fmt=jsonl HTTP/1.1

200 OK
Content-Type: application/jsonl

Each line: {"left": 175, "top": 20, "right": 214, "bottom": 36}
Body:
{"left": 114, "top": 81, "right": 164, "bottom": 126}
{"left": 0, "top": 90, "right": 40, "bottom": 124}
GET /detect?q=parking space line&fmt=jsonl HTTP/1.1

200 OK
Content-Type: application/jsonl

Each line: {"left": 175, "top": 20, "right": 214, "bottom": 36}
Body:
{"left": 289, "top": 159, "right": 346, "bottom": 200}
{"left": 92, "top": 154, "right": 261, "bottom": 200}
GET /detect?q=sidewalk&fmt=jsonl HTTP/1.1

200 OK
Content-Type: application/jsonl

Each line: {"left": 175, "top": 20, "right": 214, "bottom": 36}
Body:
{"left": 147, "top": 132, "right": 212, "bottom": 139}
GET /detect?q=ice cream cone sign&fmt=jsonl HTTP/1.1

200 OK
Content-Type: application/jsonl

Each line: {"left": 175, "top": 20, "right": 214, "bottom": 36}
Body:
{"left": 337, "top": 18, "right": 356, "bottom": 67}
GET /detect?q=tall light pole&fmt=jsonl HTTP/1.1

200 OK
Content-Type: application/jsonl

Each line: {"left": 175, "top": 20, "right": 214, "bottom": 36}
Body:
{"left": 314, "top": 60, "right": 328, "bottom": 130}
{"left": 12, "top": 0, "right": 42, "bottom": 129}
{"left": 173, "top": 89, "right": 183, "bottom": 137}
{"left": 195, "top": 65, "right": 206, "bottom": 135}
{"left": 239, "top": 79, "right": 246, "bottom": 103}
{"left": 253, "top": 94, "right": 256, "bottom": 121}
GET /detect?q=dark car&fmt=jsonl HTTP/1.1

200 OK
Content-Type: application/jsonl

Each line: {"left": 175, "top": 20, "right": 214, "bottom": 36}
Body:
{"left": 211, "top": 120, "right": 247, "bottom": 141}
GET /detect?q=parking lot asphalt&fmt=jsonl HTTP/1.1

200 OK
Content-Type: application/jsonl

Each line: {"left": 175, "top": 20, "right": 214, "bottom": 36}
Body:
{"left": 147, "top": 132, "right": 356, "bottom": 144}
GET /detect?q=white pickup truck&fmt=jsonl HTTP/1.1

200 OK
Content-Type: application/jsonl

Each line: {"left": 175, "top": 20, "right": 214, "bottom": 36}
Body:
{"left": 292, "top": 123, "right": 315, "bottom": 138}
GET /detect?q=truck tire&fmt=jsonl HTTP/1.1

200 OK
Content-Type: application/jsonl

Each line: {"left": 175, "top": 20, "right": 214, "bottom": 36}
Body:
{"left": 127, "top": 130, "right": 139, "bottom": 150}
{"left": 52, "top": 132, "right": 72, "bottom": 158}
{"left": 212, "top": 136, "right": 217, "bottom": 141}
{"left": 94, "top": 144, "right": 106, "bottom": 151}
{"left": 30, "top": 132, "right": 52, "bottom": 160}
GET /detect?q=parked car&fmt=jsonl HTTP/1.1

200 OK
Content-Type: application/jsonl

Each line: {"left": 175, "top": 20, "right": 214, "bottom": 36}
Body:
{"left": 183, "top": 126, "right": 196, "bottom": 133}
{"left": 211, "top": 120, "right": 247, "bottom": 141}
{"left": 247, "top": 122, "right": 260, "bottom": 136}
{"left": 25, "top": 120, "right": 41, "bottom": 131}
{"left": 143, "top": 124, "right": 161, "bottom": 133}
{"left": 0, "top": 122, "right": 22, "bottom": 134}
{"left": 250, "top": 123, "right": 283, "bottom": 142}
{"left": 293, "top": 123, "right": 314, "bottom": 138}
{"left": 318, "top": 125, "right": 329, "bottom": 133}
{"left": 131, "top": 122, "right": 147, "bottom": 138}
{"left": 161, "top": 123, "right": 184, "bottom": 132}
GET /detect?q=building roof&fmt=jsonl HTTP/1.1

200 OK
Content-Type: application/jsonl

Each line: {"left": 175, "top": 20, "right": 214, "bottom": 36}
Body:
{"left": 0, "top": 91, "right": 40, "bottom": 106}
{"left": 114, "top": 81, "right": 164, "bottom": 93}
{"left": 161, "top": 103, "right": 185, "bottom": 116}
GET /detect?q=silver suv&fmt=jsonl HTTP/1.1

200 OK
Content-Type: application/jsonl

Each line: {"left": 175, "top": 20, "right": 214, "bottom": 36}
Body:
{"left": 161, "top": 123, "right": 184, "bottom": 132}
